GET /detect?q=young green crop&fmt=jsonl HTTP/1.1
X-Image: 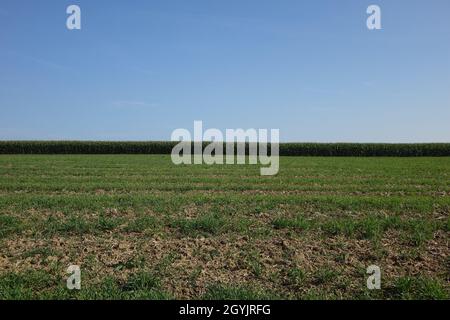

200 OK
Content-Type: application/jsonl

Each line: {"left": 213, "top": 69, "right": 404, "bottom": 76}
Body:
{"left": 0, "top": 155, "right": 448, "bottom": 299}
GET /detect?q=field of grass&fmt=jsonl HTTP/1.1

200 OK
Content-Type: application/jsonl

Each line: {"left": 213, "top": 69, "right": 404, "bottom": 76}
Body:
{"left": 0, "top": 155, "right": 448, "bottom": 299}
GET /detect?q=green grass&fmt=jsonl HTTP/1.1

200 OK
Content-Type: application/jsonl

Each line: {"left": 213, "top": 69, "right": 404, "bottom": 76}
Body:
{"left": 272, "top": 215, "right": 312, "bottom": 231}
{"left": 203, "top": 284, "right": 279, "bottom": 300}
{"left": 387, "top": 277, "right": 449, "bottom": 300}
{"left": 0, "top": 155, "right": 448, "bottom": 300}
{"left": 170, "top": 212, "right": 227, "bottom": 236}
{"left": 286, "top": 267, "right": 306, "bottom": 286}
{"left": 313, "top": 268, "right": 338, "bottom": 285}
{"left": 0, "top": 215, "right": 23, "bottom": 238}
{"left": 0, "top": 271, "right": 59, "bottom": 300}
{"left": 125, "top": 215, "right": 159, "bottom": 233}
{"left": 0, "top": 271, "right": 172, "bottom": 300}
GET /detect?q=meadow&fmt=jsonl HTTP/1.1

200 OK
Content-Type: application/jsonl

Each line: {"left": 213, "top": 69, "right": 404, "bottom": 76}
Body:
{"left": 0, "top": 155, "right": 448, "bottom": 299}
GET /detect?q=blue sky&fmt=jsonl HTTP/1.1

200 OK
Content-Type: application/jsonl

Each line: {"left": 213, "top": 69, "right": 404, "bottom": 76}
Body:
{"left": 0, "top": 0, "right": 449, "bottom": 142}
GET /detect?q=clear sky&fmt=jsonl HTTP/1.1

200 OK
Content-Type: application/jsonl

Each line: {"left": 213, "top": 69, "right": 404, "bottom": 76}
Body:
{"left": 0, "top": 0, "right": 449, "bottom": 142}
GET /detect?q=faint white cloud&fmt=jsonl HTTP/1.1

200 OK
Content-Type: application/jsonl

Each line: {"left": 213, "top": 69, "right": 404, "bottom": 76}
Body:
{"left": 26, "top": 56, "right": 70, "bottom": 71}
{"left": 112, "top": 100, "right": 158, "bottom": 108}
{"left": 302, "top": 87, "right": 345, "bottom": 96}
{"left": 6, "top": 50, "right": 71, "bottom": 71}
{"left": 363, "top": 81, "right": 375, "bottom": 88}
{"left": 130, "top": 66, "right": 153, "bottom": 76}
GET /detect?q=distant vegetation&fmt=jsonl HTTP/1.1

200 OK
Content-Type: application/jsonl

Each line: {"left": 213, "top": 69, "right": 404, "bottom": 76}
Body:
{"left": 1, "top": 141, "right": 450, "bottom": 156}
